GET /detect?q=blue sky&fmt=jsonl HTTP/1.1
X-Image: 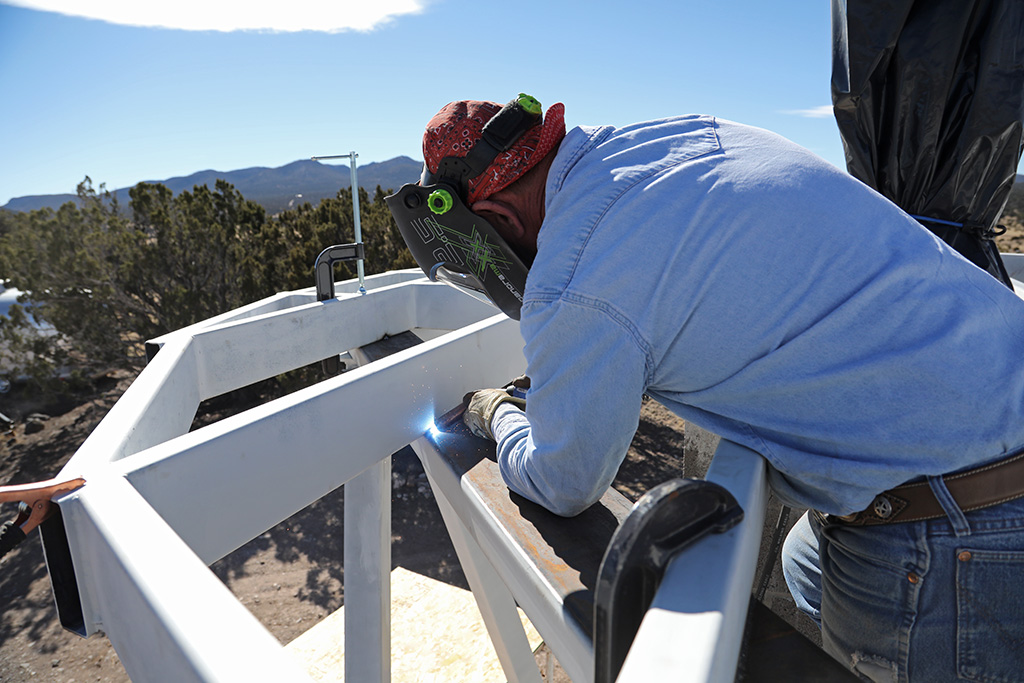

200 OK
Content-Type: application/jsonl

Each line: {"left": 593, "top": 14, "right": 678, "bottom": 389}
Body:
{"left": 2, "top": 1, "right": 858, "bottom": 206}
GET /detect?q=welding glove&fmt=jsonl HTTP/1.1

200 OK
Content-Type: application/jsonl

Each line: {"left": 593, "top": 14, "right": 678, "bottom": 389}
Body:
{"left": 463, "top": 388, "right": 526, "bottom": 441}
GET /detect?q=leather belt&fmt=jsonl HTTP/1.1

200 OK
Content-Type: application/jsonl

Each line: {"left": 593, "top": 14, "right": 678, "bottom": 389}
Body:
{"left": 830, "top": 449, "right": 1024, "bottom": 526}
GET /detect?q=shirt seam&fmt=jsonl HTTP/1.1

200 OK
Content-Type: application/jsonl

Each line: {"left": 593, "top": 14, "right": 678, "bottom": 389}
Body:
{"left": 527, "top": 291, "right": 656, "bottom": 386}
{"left": 562, "top": 120, "right": 723, "bottom": 288}
{"left": 549, "top": 126, "right": 615, "bottom": 194}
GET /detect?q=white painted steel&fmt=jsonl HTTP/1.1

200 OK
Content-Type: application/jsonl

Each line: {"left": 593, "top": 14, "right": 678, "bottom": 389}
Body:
{"left": 427, "top": 474, "right": 545, "bottom": 683}
{"left": 412, "top": 435, "right": 594, "bottom": 683}
{"left": 60, "top": 337, "right": 203, "bottom": 472}
{"left": 617, "top": 439, "right": 768, "bottom": 683}
{"left": 57, "top": 476, "right": 315, "bottom": 683}
{"left": 1002, "top": 252, "right": 1024, "bottom": 281}
{"left": 51, "top": 275, "right": 524, "bottom": 680}
{"left": 144, "top": 270, "right": 425, "bottom": 352}
{"left": 60, "top": 277, "right": 497, "bottom": 475}
{"left": 47, "top": 268, "right": 771, "bottom": 682}
{"left": 109, "top": 313, "right": 526, "bottom": 569}
{"left": 344, "top": 456, "right": 392, "bottom": 683}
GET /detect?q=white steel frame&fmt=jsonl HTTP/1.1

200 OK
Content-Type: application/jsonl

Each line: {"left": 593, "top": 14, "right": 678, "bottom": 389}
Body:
{"left": 412, "top": 429, "right": 767, "bottom": 683}
{"left": 49, "top": 271, "right": 525, "bottom": 682}
{"left": 43, "top": 269, "right": 776, "bottom": 682}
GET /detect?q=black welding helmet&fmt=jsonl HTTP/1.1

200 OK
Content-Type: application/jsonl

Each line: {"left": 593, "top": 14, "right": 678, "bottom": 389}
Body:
{"left": 385, "top": 180, "right": 529, "bottom": 319}
{"left": 386, "top": 94, "right": 562, "bottom": 321}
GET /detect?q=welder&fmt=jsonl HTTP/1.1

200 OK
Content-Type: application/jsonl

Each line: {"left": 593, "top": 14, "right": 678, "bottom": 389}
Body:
{"left": 387, "top": 94, "right": 1024, "bottom": 682}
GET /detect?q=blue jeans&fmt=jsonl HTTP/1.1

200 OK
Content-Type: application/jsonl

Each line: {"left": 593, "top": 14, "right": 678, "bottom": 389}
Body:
{"left": 782, "top": 477, "right": 1024, "bottom": 682}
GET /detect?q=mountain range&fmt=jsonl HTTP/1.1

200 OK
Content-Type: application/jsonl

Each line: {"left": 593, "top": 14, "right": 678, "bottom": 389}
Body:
{"left": 4, "top": 165, "right": 1022, "bottom": 218}
{"left": 1, "top": 156, "right": 423, "bottom": 216}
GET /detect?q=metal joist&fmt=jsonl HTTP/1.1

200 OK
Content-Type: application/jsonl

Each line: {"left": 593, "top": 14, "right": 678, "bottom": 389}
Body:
{"left": 42, "top": 269, "right": 769, "bottom": 682}
{"left": 143, "top": 270, "right": 426, "bottom": 357}
{"left": 111, "top": 313, "right": 525, "bottom": 567}
{"left": 56, "top": 476, "right": 315, "bottom": 683}
{"left": 59, "top": 277, "right": 496, "bottom": 475}
{"left": 414, "top": 430, "right": 769, "bottom": 683}
{"left": 49, "top": 279, "right": 526, "bottom": 647}
{"left": 617, "top": 439, "right": 767, "bottom": 683}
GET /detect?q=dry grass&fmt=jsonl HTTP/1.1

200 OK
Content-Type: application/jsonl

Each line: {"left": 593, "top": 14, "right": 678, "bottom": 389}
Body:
{"left": 996, "top": 211, "right": 1024, "bottom": 254}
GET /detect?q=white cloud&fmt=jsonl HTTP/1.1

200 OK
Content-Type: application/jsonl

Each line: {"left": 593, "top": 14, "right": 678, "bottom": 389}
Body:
{"left": 782, "top": 105, "right": 835, "bottom": 119}
{"left": 3, "top": 0, "right": 425, "bottom": 32}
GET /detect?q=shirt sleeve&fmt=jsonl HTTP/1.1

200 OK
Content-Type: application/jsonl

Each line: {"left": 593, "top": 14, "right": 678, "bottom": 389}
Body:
{"left": 491, "top": 296, "right": 651, "bottom": 516}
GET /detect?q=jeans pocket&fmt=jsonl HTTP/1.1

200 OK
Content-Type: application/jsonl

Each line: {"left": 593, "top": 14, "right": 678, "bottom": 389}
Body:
{"left": 956, "top": 548, "right": 1024, "bottom": 682}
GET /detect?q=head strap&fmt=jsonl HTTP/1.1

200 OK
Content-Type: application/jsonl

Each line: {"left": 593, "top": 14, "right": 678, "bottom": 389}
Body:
{"left": 426, "top": 94, "right": 543, "bottom": 199}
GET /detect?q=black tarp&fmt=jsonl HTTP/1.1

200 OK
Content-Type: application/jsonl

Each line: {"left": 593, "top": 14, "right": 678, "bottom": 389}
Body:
{"left": 831, "top": 0, "right": 1024, "bottom": 287}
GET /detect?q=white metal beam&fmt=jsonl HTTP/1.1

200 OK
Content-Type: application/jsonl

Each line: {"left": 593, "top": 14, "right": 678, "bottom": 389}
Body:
{"left": 60, "top": 278, "right": 496, "bottom": 475}
{"left": 412, "top": 435, "right": 594, "bottom": 683}
{"left": 143, "top": 270, "right": 426, "bottom": 352}
{"left": 110, "top": 314, "right": 525, "bottom": 566}
{"left": 60, "top": 336, "right": 204, "bottom": 472}
{"left": 426, "top": 470, "right": 544, "bottom": 683}
{"left": 53, "top": 278, "right": 524, "bottom": 642}
{"left": 58, "top": 476, "right": 315, "bottom": 683}
{"left": 616, "top": 440, "right": 767, "bottom": 683}
{"left": 187, "top": 280, "right": 497, "bottom": 401}
{"left": 344, "top": 456, "right": 393, "bottom": 683}
{"left": 1000, "top": 252, "right": 1024, "bottom": 281}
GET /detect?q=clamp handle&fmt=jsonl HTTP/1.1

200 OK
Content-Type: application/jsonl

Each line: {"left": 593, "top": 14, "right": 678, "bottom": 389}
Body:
{"left": 0, "top": 477, "right": 85, "bottom": 559}
{"left": 0, "top": 519, "right": 27, "bottom": 559}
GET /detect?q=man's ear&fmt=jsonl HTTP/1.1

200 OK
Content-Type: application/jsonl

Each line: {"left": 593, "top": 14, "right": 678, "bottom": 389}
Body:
{"left": 470, "top": 198, "right": 526, "bottom": 241}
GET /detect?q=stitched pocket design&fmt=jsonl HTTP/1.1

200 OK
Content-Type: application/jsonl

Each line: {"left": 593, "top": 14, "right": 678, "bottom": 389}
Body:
{"left": 956, "top": 548, "right": 1024, "bottom": 682}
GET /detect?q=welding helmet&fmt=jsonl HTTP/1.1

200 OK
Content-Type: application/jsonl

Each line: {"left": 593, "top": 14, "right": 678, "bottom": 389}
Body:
{"left": 385, "top": 94, "right": 565, "bottom": 321}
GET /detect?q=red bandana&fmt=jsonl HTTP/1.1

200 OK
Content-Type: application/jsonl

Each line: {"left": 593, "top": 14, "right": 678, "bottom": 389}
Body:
{"left": 422, "top": 99, "right": 566, "bottom": 204}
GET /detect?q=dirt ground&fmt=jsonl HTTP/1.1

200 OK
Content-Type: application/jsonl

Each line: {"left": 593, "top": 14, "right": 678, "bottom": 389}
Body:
{"left": 0, "top": 371, "right": 686, "bottom": 683}
{"left": 997, "top": 212, "right": 1024, "bottom": 254}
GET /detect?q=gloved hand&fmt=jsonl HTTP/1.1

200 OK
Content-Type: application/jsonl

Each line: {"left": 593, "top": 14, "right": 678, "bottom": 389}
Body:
{"left": 462, "top": 387, "right": 526, "bottom": 440}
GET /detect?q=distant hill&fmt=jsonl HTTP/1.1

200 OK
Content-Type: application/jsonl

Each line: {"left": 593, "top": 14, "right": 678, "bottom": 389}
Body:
{"left": 5, "top": 162, "right": 1021, "bottom": 218}
{"left": 3, "top": 193, "right": 80, "bottom": 213}
{"left": 1, "top": 156, "right": 422, "bottom": 215}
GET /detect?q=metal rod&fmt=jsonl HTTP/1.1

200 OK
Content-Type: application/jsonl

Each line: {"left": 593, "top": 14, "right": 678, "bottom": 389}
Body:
{"left": 350, "top": 151, "right": 365, "bottom": 293}
{"left": 311, "top": 152, "right": 366, "bottom": 294}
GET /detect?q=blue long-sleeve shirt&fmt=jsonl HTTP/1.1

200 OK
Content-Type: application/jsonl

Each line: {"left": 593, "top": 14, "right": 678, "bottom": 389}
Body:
{"left": 492, "top": 115, "right": 1024, "bottom": 517}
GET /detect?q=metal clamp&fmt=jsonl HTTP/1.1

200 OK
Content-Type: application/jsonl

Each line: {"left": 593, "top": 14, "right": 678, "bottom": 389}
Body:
{"left": 315, "top": 243, "right": 365, "bottom": 376}
{"left": 0, "top": 477, "right": 86, "bottom": 559}
{"left": 314, "top": 243, "right": 365, "bottom": 302}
